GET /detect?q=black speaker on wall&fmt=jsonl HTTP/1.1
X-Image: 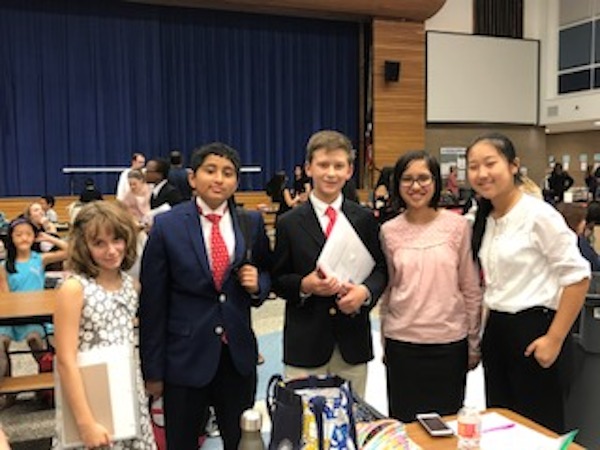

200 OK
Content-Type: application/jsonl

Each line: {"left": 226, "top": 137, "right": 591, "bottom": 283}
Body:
{"left": 384, "top": 60, "right": 401, "bottom": 82}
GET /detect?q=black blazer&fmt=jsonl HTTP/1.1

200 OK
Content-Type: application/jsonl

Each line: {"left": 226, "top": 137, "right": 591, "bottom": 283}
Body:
{"left": 272, "top": 200, "right": 387, "bottom": 368}
{"left": 150, "top": 182, "right": 183, "bottom": 209}
{"left": 139, "top": 200, "right": 272, "bottom": 387}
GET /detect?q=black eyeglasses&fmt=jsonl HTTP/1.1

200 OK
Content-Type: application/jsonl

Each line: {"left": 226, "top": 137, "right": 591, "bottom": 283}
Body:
{"left": 399, "top": 175, "right": 433, "bottom": 188}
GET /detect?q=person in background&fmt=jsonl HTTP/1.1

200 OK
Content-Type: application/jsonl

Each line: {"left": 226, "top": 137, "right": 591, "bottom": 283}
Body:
{"left": 265, "top": 171, "right": 296, "bottom": 220}
{"left": 519, "top": 175, "right": 543, "bottom": 199}
{"left": 380, "top": 151, "right": 482, "bottom": 422}
{"left": 24, "top": 202, "right": 57, "bottom": 237}
{"left": 585, "top": 201, "right": 600, "bottom": 252}
{"left": 40, "top": 195, "right": 58, "bottom": 223}
{"left": 116, "top": 153, "right": 146, "bottom": 201}
{"left": 556, "top": 203, "right": 600, "bottom": 272}
{"left": 342, "top": 177, "right": 359, "bottom": 203}
{"left": 53, "top": 202, "right": 156, "bottom": 449}
{"left": 548, "top": 162, "right": 574, "bottom": 204}
{"left": 140, "top": 143, "right": 272, "bottom": 450}
{"left": 467, "top": 132, "right": 590, "bottom": 433}
{"left": 79, "top": 178, "right": 103, "bottom": 204}
{"left": 292, "top": 164, "right": 311, "bottom": 202}
{"left": 168, "top": 150, "right": 193, "bottom": 201}
{"left": 585, "top": 166, "right": 597, "bottom": 201}
{"left": 0, "top": 218, "right": 67, "bottom": 409}
{"left": 272, "top": 130, "right": 387, "bottom": 399}
{"left": 445, "top": 165, "right": 459, "bottom": 199}
{"left": 372, "top": 166, "right": 396, "bottom": 224}
{"left": 120, "top": 169, "right": 151, "bottom": 225}
{"left": 145, "top": 158, "right": 183, "bottom": 215}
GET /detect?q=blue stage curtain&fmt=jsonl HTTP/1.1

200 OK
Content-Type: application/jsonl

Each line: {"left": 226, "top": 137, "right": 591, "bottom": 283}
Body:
{"left": 0, "top": 1, "right": 358, "bottom": 196}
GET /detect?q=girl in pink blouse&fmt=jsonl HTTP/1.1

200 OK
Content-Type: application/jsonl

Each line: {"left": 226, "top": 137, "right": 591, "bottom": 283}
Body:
{"left": 380, "top": 150, "right": 482, "bottom": 423}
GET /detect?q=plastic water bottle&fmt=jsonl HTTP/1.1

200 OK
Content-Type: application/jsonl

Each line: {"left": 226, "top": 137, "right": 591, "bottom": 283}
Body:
{"left": 238, "top": 409, "right": 265, "bottom": 450}
{"left": 456, "top": 404, "right": 481, "bottom": 450}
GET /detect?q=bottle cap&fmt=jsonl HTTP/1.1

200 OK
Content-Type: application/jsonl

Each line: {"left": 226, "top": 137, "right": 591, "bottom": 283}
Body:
{"left": 240, "top": 409, "right": 262, "bottom": 432}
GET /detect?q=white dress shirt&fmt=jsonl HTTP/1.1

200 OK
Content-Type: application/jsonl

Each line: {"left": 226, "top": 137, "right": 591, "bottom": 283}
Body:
{"left": 309, "top": 193, "right": 343, "bottom": 234}
{"left": 479, "top": 193, "right": 590, "bottom": 313}
{"left": 196, "top": 197, "right": 235, "bottom": 268}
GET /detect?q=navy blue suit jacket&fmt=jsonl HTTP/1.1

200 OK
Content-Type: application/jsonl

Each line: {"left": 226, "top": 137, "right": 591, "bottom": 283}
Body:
{"left": 139, "top": 199, "right": 272, "bottom": 387}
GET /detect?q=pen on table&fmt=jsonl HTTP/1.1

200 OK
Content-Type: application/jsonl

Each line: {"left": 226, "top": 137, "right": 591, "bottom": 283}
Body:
{"left": 483, "top": 423, "right": 516, "bottom": 433}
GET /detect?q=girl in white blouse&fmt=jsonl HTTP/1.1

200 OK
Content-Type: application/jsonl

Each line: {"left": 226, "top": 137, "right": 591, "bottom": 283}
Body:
{"left": 467, "top": 132, "right": 590, "bottom": 433}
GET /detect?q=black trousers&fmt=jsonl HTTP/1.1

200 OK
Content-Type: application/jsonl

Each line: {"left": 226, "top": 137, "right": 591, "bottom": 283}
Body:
{"left": 385, "top": 338, "right": 468, "bottom": 423}
{"left": 482, "top": 308, "right": 573, "bottom": 433}
{"left": 163, "top": 344, "right": 256, "bottom": 450}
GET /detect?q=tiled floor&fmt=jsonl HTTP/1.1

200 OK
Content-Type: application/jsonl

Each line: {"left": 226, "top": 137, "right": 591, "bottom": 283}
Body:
{"left": 2, "top": 298, "right": 486, "bottom": 448}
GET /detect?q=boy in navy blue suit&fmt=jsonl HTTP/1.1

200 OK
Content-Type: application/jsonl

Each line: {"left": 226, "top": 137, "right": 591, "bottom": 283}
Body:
{"left": 139, "top": 143, "right": 271, "bottom": 450}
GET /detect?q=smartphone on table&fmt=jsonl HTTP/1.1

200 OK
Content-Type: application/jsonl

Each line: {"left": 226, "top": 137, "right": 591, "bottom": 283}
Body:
{"left": 416, "top": 413, "right": 454, "bottom": 436}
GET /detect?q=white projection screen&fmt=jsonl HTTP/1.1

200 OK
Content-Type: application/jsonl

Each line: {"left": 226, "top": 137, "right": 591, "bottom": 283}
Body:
{"left": 427, "top": 32, "right": 539, "bottom": 124}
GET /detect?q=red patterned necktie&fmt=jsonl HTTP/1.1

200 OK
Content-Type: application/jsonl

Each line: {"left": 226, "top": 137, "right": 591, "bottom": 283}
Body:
{"left": 325, "top": 206, "right": 337, "bottom": 238}
{"left": 205, "top": 214, "right": 229, "bottom": 290}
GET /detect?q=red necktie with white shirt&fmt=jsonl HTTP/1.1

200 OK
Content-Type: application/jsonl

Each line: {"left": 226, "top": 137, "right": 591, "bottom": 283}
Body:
{"left": 205, "top": 213, "right": 229, "bottom": 290}
{"left": 325, "top": 206, "right": 337, "bottom": 238}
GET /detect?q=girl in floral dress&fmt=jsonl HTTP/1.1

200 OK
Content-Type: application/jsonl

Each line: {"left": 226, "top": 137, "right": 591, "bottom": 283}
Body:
{"left": 53, "top": 201, "right": 156, "bottom": 449}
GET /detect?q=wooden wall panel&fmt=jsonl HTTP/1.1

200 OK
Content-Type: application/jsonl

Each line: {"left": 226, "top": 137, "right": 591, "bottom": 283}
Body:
{"left": 127, "top": 0, "right": 446, "bottom": 22}
{"left": 372, "top": 19, "right": 426, "bottom": 171}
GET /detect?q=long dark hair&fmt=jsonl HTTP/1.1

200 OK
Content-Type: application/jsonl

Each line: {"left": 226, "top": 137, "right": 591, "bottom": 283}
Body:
{"left": 5, "top": 218, "right": 36, "bottom": 274}
{"left": 467, "top": 132, "right": 522, "bottom": 262}
{"left": 390, "top": 150, "right": 442, "bottom": 212}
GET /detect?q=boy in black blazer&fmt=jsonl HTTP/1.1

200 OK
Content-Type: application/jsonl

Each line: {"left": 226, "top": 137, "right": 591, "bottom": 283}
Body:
{"left": 272, "top": 130, "right": 387, "bottom": 397}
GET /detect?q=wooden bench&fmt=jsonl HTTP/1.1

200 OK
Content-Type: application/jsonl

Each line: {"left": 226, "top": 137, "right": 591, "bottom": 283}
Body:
{"left": 0, "top": 372, "right": 54, "bottom": 395}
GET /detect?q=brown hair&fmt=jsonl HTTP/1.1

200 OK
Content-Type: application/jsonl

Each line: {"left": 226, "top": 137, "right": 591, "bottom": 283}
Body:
{"left": 305, "top": 130, "right": 354, "bottom": 164}
{"left": 127, "top": 169, "right": 145, "bottom": 181}
{"left": 555, "top": 202, "right": 586, "bottom": 233}
{"left": 68, "top": 201, "right": 138, "bottom": 277}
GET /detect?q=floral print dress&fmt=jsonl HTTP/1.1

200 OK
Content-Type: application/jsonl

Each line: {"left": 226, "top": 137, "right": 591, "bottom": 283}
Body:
{"left": 53, "top": 272, "right": 156, "bottom": 449}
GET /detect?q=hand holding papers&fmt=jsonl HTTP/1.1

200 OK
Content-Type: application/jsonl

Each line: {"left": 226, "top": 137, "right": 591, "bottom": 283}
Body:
{"left": 316, "top": 213, "right": 375, "bottom": 286}
{"left": 56, "top": 344, "right": 140, "bottom": 448}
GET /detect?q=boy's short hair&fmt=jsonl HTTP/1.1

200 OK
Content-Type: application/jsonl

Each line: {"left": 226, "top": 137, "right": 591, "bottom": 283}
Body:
{"left": 41, "top": 195, "right": 55, "bottom": 207}
{"left": 305, "top": 130, "right": 355, "bottom": 164}
{"left": 190, "top": 142, "right": 241, "bottom": 175}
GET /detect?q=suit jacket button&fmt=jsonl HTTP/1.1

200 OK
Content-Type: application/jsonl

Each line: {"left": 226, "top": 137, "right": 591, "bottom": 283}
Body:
{"left": 329, "top": 307, "right": 337, "bottom": 316}
{"left": 215, "top": 326, "right": 224, "bottom": 335}
{"left": 219, "top": 294, "right": 226, "bottom": 303}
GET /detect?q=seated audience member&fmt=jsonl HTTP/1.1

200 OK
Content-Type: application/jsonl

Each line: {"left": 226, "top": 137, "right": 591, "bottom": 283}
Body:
{"left": 121, "top": 169, "right": 151, "bottom": 224}
{"left": 23, "top": 202, "right": 57, "bottom": 237}
{"left": 39, "top": 195, "right": 58, "bottom": 223}
{"left": 556, "top": 203, "right": 600, "bottom": 272}
{"left": 79, "top": 178, "right": 104, "bottom": 203}
{"left": 168, "top": 150, "right": 193, "bottom": 201}
{"left": 0, "top": 218, "right": 67, "bottom": 409}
